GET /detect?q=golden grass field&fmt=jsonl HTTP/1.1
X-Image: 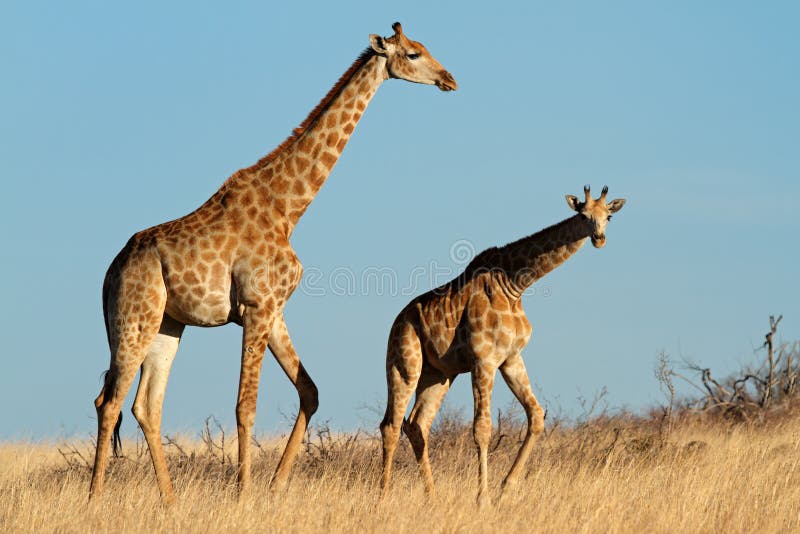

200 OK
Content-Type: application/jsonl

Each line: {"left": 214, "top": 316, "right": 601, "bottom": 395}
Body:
{"left": 2, "top": 410, "right": 800, "bottom": 533}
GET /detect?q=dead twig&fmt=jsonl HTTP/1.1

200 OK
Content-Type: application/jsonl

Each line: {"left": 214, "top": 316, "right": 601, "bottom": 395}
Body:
{"left": 201, "top": 415, "right": 229, "bottom": 465}
{"left": 57, "top": 443, "right": 92, "bottom": 471}
{"left": 655, "top": 352, "right": 675, "bottom": 443}
{"left": 163, "top": 434, "right": 189, "bottom": 459}
{"left": 762, "top": 314, "right": 782, "bottom": 407}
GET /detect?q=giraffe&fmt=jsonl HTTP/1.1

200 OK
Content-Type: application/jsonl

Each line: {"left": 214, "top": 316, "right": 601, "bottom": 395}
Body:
{"left": 379, "top": 186, "right": 626, "bottom": 506}
{"left": 89, "top": 22, "right": 457, "bottom": 504}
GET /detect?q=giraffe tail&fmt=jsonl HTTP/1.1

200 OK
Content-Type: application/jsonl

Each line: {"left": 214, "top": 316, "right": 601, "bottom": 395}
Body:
{"left": 98, "top": 370, "right": 124, "bottom": 457}
{"left": 112, "top": 408, "right": 123, "bottom": 457}
{"left": 100, "top": 253, "right": 124, "bottom": 456}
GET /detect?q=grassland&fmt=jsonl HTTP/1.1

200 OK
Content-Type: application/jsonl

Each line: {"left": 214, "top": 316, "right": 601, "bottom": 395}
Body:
{"left": 2, "top": 408, "right": 800, "bottom": 533}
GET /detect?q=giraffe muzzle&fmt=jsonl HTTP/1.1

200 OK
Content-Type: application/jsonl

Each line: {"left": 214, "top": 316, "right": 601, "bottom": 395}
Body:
{"left": 591, "top": 234, "right": 606, "bottom": 248}
{"left": 436, "top": 71, "right": 457, "bottom": 91}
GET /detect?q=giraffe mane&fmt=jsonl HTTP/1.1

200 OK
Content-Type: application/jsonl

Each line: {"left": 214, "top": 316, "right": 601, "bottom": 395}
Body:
{"left": 222, "top": 48, "right": 377, "bottom": 186}
{"left": 460, "top": 216, "right": 582, "bottom": 278}
{"left": 499, "top": 215, "right": 581, "bottom": 252}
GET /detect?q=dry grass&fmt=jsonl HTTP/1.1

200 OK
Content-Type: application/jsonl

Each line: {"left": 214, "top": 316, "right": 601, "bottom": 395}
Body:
{"left": 2, "top": 412, "right": 800, "bottom": 534}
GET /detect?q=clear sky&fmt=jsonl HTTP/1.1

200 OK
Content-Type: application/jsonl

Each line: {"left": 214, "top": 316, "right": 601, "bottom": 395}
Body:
{"left": 1, "top": 1, "right": 798, "bottom": 440}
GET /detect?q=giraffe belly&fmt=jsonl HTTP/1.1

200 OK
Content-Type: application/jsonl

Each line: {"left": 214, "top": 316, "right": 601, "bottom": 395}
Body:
{"left": 427, "top": 349, "right": 474, "bottom": 376}
{"left": 163, "top": 286, "right": 233, "bottom": 327}
{"left": 424, "top": 334, "right": 474, "bottom": 375}
{"left": 424, "top": 329, "right": 530, "bottom": 375}
{"left": 418, "top": 315, "right": 474, "bottom": 375}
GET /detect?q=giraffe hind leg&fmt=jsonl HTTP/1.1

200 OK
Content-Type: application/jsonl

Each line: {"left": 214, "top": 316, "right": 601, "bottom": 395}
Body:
{"left": 90, "top": 254, "right": 167, "bottom": 501}
{"left": 380, "top": 321, "right": 422, "bottom": 499}
{"left": 131, "top": 314, "right": 185, "bottom": 504}
{"left": 90, "top": 329, "right": 162, "bottom": 500}
{"left": 403, "top": 365, "right": 452, "bottom": 495}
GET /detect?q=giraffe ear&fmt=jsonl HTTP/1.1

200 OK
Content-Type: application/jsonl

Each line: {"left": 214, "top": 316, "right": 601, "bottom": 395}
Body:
{"left": 565, "top": 195, "right": 581, "bottom": 212}
{"left": 607, "top": 198, "right": 626, "bottom": 213}
{"left": 369, "top": 34, "right": 391, "bottom": 54}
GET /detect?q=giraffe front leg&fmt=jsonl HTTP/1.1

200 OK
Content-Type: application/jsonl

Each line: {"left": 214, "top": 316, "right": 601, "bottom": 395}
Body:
{"left": 267, "top": 314, "right": 319, "bottom": 492}
{"left": 498, "top": 352, "right": 544, "bottom": 493}
{"left": 235, "top": 305, "right": 274, "bottom": 498}
{"left": 471, "top": 361, "right": 496, "bottom": 508}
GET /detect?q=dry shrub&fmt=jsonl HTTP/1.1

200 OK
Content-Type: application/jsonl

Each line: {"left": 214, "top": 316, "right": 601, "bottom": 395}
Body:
{"left": 669, "top": 315, "right": 800, "bottom": 424}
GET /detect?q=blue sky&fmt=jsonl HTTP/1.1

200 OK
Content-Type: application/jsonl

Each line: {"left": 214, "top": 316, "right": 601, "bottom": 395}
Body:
{"left": 1, "top": 1, "right": 798, "bottom": 440}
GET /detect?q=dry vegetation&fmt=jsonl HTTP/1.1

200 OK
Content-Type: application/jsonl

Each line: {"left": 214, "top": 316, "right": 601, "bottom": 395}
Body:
{"left": 3, "top": 318, "right": 800, "bottom": 533}
{"left": 3, "top": 413, "right": 800, "bottom": 533}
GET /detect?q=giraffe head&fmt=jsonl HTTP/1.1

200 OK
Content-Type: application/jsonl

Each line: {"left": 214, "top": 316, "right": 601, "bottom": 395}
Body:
{"left": 369, "top": 22, "right": 457, "bottom": 91}
{"left": 566, "top": 185, "right": 626, "bottom": 248}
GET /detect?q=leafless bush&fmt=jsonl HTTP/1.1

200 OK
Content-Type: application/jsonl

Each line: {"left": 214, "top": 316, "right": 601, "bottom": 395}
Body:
{"left": 655, "top": 351, "right": 676, "bottom": 438}
{"left": 670, "top": 315, "right": 800, "bottom": 423}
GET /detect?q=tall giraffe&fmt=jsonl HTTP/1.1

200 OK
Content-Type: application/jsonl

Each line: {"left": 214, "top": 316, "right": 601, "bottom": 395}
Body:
{"left": 90, "top": 22, "right": 457, "bottom": 504}
{"left": 380, "top": 186, "right": 625, "bottom": 506}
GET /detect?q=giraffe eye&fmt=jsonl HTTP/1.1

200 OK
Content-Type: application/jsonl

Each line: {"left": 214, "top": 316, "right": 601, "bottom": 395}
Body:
{"left": 607, "top": 215, "right": 613, "bottom": 221}
{"left": 407, "top": 53, "right": 420, "bottom": 60}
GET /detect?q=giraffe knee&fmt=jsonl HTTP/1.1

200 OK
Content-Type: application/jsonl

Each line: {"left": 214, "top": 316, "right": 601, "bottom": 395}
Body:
{"left": 96, "top": 398, "right": 119, "bottom": 429}
{"left": 301, "top": 381, "right": 319, "bottom": 417}
{"left": 473, "top": 418, "right": 492, "bottom": 448}
{"left": 379, "top": 417, "right": 394, "bottom": 437}
{"left": 380, "top": 417, "right": 401, "bottom": 443}
{"left": 236, "top": 401, "right": 257, "bottom": 429}
{"left": 131, "top": 403, "right": 149, "bottom": 432}
{"left": 132, "top": 399, "right": 157, "bottom": 434}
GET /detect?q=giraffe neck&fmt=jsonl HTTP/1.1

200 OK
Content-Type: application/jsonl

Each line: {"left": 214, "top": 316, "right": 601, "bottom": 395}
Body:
{"left": 497, "top": 214, "right": 593, "bottom": 298}
{"left": 233, "top": 49, "right": 387, "bottom": 235}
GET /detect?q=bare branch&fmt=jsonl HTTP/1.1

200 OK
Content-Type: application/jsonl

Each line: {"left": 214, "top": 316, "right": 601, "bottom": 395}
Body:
{"left": 163, "top": 435, "right": 189, "bottom": 459}
{"left": 762, "top": 314, "right": 783, "bottom": 407}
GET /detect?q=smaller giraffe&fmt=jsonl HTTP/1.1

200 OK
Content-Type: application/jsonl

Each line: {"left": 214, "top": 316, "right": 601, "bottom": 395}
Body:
{"left": 379, "top": 185, "right": 626, "bottom": 506}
